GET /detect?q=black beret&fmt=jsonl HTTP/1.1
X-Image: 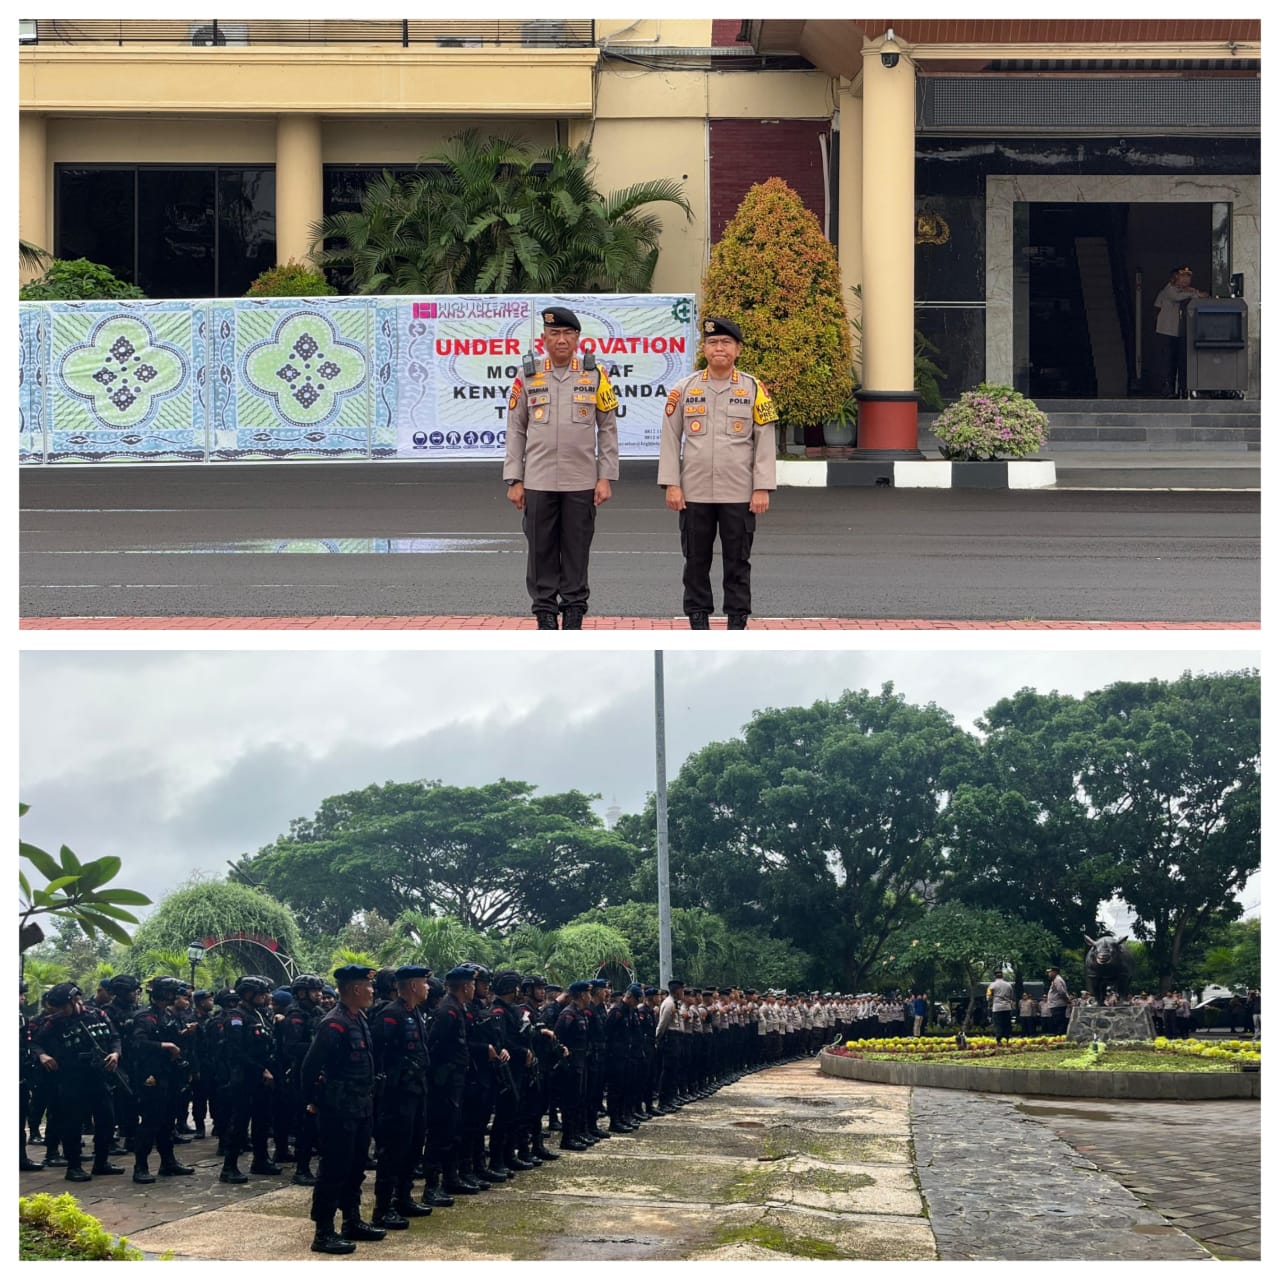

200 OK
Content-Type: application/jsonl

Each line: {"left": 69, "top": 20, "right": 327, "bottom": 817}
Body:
{"left": 396, "top": 965, "right": 431, "bottom": 981}
{"left": 568, "top": 980, "right": 592, "bottom": 995}
{"left": 445, "top": 966, "right": 476, "bottom": 983}
{"left": 546, "top": 984, "right": 563, "bottom": 994}
{"left": 643, "top": 986, "right": 658, "bottom": 997}
{"left": 627, "top": 983, "right": 644, "bottom": 997}
{"left": 541, "top": 306, "right": 580, "bottom": 331}
{"left": 334, "top": 964, "right": 375, "bottom": 985}
{"left": 702, "top": 315, "right": 742, "bottom": 342}
{"left": 668, "top": 977, "right": 685, "bottom": 989}
{"left": 590, "top": 978, "right": 609, "bottom": 989}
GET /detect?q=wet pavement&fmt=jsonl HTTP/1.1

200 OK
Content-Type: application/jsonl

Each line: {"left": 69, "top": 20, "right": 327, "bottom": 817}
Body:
{"left": 20, "top": 1059, "right": 1260, "bottom": 1261}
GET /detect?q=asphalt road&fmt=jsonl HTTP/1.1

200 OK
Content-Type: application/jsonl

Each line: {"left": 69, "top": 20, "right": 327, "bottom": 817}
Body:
{"left": 20, "top": 461, "right": 1260, "bottom": 622}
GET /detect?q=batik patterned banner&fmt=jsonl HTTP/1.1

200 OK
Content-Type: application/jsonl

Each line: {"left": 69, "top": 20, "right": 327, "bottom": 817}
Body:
{"left": 18, "top": 294, "right": 695, "bottom": 463}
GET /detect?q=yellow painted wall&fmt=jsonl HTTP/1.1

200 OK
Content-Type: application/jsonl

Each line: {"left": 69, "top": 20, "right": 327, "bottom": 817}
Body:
{"left": 596, "top": 19, "right": 713, "bottom": 46}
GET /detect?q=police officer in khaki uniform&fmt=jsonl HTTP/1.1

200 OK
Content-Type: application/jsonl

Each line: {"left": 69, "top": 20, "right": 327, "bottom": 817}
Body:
{"left": 658, "top": 316, "right": 778, "bottom": 629}
{"left": 504, "top": 306, "right": 619, "bottom": 630}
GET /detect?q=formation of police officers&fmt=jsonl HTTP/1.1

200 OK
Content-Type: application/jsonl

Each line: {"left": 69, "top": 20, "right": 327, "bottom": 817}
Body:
{"left": 22, "top": 967, "right": 877, "bottom": 1254}
{"left": 504, "top": 308, "right": 778, "bottom": 630}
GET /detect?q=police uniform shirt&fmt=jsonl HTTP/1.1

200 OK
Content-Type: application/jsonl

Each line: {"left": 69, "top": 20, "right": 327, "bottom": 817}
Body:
{"left": 503, "top": 356, "right": 619, "bottom": 491}
{"left": 301, "top": 1004, "right": 374, "bottom": 1110}
{"left": 657, "top": 368, "right": 778, "bottom": 503}
{"left": 372, "top": 998, "right": 429, "bottom": 1089}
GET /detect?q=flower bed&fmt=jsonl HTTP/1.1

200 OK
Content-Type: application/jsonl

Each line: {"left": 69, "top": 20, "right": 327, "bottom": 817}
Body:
{"left": 834, "top": 1035, "right": 1067, "bottom": 1058}
{"left": 19, "top": 1193, "right": 147, "bottom": 1261}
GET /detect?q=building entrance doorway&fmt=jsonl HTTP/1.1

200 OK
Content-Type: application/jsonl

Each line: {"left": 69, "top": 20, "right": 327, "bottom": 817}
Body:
{"left": 1018, "top": 201, "right": 1228, "bottom": 399}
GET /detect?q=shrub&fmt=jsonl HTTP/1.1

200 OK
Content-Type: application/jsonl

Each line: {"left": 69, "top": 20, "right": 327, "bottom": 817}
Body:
{"left": 932, "top": 383, "right": 1049, "bottom": 460}
{"left": 246, "top": 259, "right": 337, "bottom": 297}
{"left": 19, "top": 1192, "right": 145, "bottom": 1260}
{"left": 701, "top": 178, "right": 854, "bottom": 432}
{"left": 19, "top": 258, "right": 146, "bottom": 301}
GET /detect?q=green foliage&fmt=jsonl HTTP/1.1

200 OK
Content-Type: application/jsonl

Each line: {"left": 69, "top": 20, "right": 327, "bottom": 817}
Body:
{"left": 19, "top": 1193, "right": 145, "bottom": 1260}
{"left": 312, "top": 130, "right": 692, "bottom": 294}
{"left": 1195, "top": 918, "right": 1261, "bottom": 991}
{"left": 122, "top": 880, "right": 303, "bottom": 985}
{"left": 932, "top": 383, "right": 1048, "bottom": 461}
{"left": 236, "top": 779, "right": 638, "bottom": 935}
{"left": 19, "top": 257, "right": 147, "bottom": 301}
{"left": 20, "top": 240, "right": 50, "bottom": 272}
{"left": 245, "top": 258, "right": 337, "bottom": 297}
{"left": 543, "top": 922, "right": 633, "bottom": 985}
{"left": 18, "top": 956, "right": 70, "bottom": 1007}
{"left": 375, "top": 910, "right": 495, "bottom": 973}
{"left": 701, "top": 178, "right": 853, "bottom": 429}
{"left": 19, "top": 805, "right": 151, "bottom": 954}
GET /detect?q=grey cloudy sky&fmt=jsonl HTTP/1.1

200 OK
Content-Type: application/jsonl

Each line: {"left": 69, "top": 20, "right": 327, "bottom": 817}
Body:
{"left": 19, "top": 646, "right": 1259, "bottom": 921}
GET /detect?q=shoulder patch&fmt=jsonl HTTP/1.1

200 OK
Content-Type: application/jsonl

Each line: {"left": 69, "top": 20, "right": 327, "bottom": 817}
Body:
{"left": 596, "top": 369, "right": 619, "bottom": 413}
{"left": 665, "top": 388, "right": 682, "bottom": 417}
{"left": 508, "top": 377, "right": 523, "bottom": 412}
{"left": 753, "top": 379, "right": 779, "bottom": 426}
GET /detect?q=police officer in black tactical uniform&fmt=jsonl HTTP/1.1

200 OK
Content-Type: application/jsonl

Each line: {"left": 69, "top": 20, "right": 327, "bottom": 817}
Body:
{"left": 101, "top": 974, "right": 143, "bottom": 1155}
{"left": 369, "top": 963, "right": 435, "bottom": 1229}
{"left": 279, "top": 973, "right": 326, "bottom": 1186}
{"left": 423, "top": 966, "right": 474, "bottom": 1200}
{"left": 487, "top": 970, "right": 537, "bottom": 1178}
{"left": 129, "top": 977, "right": 195, "bottom": 1184}
{"left": 204, "top": 988, "right": 238, "bottom": 1154}
{"left": 219, "top": 975, "right": 281, "bottom": 1183}
{"left": 553, "top": 980, "right": 592, "bottom": 1150}
{"left": 186, "top": 989, "right": 215, "bottom": 1140}
{"left": 516, "top": 974, "right": 562, "bottom": 1166}
{"left": 301, "top": 964, "right": 387, "bottom": 1255}
{"left": 20, "top": 982, "right": 45, "bottom": 1172}
{"left": 583, "top": 978, "right": 612, "bottom": 1143}
{"left": 31, "top": 982, "right": 125, "bottom": 1182}
{"left": 636, "top": 987, "right": 659, "bottom": 1118}
{"left": 460, "top": 964, "right": 500, "bottom": 1190}
{"left": 603, "top": 985, "right": 639, "bottom": 1133}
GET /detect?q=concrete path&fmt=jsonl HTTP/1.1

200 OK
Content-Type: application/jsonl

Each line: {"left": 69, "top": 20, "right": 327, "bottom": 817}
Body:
{"left": 21, "top": 1061, "right": 1259, "bottom": 1261}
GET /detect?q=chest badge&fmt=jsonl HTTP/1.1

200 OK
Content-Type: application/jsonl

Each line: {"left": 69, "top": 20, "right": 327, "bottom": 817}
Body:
{"left": 689, "top": 421, "right": 705, "bottom": 434}
{"left": 533, "top": 407, "right": 545, "bottom": 421}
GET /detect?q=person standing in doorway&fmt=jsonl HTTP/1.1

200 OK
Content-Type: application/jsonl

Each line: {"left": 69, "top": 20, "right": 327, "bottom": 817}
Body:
{"left": 1153, "top": 266, "right": 1208, "bottom": 398}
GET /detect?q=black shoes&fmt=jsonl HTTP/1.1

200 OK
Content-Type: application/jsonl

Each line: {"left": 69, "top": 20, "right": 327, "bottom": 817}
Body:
{"left": 292, "top": 1165, "right": 317, "bottom": 1186}
{"left": 535, "top": 611, "right": 559, "bottom": 630}
{"left": 159, "top": 1160, "right": 195, "bottom": 1177}
{"left": 91, "top": 1162, "right": 125, "bottom": 1176}
{"left": 561, "top": 607, "right": 586, "bottom": 630}
{"left": 689, "top": 611, "right": 711, "bottom": 629}
{"left": 342, "top": 1218, "right": 387, "bottom": 1242}
{"left": 395, "top": 1197, "right": 433, "bottom": 1218}
{"left": 727, "top": 614, "right": 748, "bottom": 630}
{"left": 219, "top": 1165, "right": 248, "bottom": 1184}
{"left": 65, "top": 1166, "right": 93, "bottom": 1183}
{"left": 21, "top": 1157, "right": 44, "bottom": 1172}
{"left": 421, "top": 1186, "right": 454, "bottom": 1207}
{"left": 371, "top": 1208, "right": 409, "bottom": 1231}
{"left": 249, "top": 1159, "right": 282, "bottom": 1175}
{"left": 133, "top": 1167, "right": 156, "bottom": 1184}
{"left": 312, "top": 1230, "right": 356, "bottom": 1255}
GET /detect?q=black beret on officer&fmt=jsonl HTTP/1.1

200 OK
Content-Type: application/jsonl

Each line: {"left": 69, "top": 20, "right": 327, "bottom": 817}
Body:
{"left": 542, "top": 306, "right": 581, "bottom": 331}
{"left": 333, "top": 964, "right": 375, "bottom": 986}
{"left": 395, "top": 965, "right": 431, "bottom": 982}
{"left": 702, "top": 315, "right": 742, "bottom": 342}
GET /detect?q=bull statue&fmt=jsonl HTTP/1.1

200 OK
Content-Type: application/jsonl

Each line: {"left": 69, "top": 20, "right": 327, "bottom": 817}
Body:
{"left": 1083, "top": 934, "right": 1133, "bottom": 1002}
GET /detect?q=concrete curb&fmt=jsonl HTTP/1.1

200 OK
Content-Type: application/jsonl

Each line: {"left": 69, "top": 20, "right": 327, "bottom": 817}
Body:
{"left": 818, "top": 1048, "right": 1260, "bottom": 1099}
{"left": 776, "top": 459, "right": 1057, "bottom": 489}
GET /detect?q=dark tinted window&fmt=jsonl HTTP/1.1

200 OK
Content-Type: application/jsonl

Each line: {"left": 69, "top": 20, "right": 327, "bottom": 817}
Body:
{"left": 219, "top": 167, "right": 276, "bottom": 296}
{"left": 137, "top": 168, "right": 216, "bottom": 298}
{"left": 56, "top": 167, "right": 136, "bottom": 284}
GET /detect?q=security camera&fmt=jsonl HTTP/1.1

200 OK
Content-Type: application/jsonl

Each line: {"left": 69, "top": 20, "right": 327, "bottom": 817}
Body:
{"left": 881, "top": 28, "right": 899, "bottom": 69}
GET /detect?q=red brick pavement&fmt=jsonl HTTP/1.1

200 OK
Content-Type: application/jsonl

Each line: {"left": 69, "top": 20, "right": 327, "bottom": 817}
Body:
{"left": 20, "top": 616, "right": 1260, "bottom": 631}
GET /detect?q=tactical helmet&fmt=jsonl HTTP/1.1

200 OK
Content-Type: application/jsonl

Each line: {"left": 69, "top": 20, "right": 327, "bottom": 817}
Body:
{"left": 519, "top": 974, "right": 547, "bottom": 992}
{"left": 373, "top": 967, "right": 399, "bottom": 999}
{"left": 108, "top": 974, "right": 142, "bottom": 995}
{"left": 149, "top": 976, "right": 186, "bottom": 1002}
{"left": 213, "top": 988, "right": 239, "bottom": 1008}
{"left": 465, "top": 963, "right": 492, "bottom": 984}
{"left": 491, "top": 970, "right": 521, "bottom": 996}
{"left": 46, "top": 981, "right": 83, "bottom": 1007}
{"left": 235, "top": 975, "right": 272, "bottom": 998}
{"left": 291, "top": 973, "right": 325, "bottom": 994}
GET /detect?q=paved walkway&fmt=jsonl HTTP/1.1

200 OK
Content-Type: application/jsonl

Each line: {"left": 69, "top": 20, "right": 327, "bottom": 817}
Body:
{"left": 20, "top": 1060, "right": 1260, "bottom": 1261}
{"left": 20, "top": 616, "right": 1258, "bottom": 631}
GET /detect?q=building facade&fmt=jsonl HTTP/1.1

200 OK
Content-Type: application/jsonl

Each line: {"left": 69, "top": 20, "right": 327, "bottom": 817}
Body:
{"left": 20, "top": 17, "right": 1261, "bottom": 449}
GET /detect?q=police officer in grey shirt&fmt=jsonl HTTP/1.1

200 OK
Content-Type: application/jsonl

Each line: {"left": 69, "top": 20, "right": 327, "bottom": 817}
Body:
{"left": 504, "top": 306, "right": 619, "bottom": 630}
{"left": 658, "top": 316, "right": 778, "bottom": 630}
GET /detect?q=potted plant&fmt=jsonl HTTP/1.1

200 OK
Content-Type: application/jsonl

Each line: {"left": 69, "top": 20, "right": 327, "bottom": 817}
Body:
{"left": 823, "top": 389, "right": 858, "bottom": 447}
{"left": 932, "top": 383, "right": 1049, "bottom": 461}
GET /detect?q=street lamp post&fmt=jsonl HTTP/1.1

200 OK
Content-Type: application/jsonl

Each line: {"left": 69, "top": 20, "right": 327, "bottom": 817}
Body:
{"left": 186, "top": 942, "right": 206, "bottom": 988}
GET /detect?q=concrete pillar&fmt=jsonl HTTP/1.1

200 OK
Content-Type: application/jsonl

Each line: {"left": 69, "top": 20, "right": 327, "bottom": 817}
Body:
{"left": 19, "top": 112, "right": 49, "bottom": 284}
{"left": 858, "top": 38, "right": 919, "bottom": 454}
{"left": 275, "top": 114, "right": 324, "bottom": 268}
{"left": 836, "top": 84, "right": 863, "bottom": 357}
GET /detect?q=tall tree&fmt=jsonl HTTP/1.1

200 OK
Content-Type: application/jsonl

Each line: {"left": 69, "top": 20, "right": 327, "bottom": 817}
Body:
{"left": 1079, "top": 671, "right": 1260, "bottom": 990}
{"left": 312, "top": 130, "right": 691, "bottom": 294}
{"left": 234, "top": 779, "right": 639, "bottom": 935}
{"left": 657, "top": 686, "right": 978, "bottom": 991}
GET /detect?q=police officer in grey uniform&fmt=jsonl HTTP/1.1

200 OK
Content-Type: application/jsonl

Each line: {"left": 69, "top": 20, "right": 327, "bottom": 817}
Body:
{"left": 658, "top": 316, "right": 778, "bottom": 629}
{"left": 503, "top": 306, "right": 619, "bottom": 630}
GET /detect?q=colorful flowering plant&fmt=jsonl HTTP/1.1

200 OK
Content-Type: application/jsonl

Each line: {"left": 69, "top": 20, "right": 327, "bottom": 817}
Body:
{"left": 1152, "top": 1036, "right": 1261, "bottom": 1064}
{"left": 832, "top": 1035, "right": 1067, "bottom": 1058}
{"left": 932, "top": 383, "right": 1049, "bottom": 461}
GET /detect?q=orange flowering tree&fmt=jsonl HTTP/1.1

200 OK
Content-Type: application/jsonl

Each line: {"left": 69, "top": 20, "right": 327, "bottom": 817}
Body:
{"left": 700, "top": 177, "right": 853, "bottom": 433}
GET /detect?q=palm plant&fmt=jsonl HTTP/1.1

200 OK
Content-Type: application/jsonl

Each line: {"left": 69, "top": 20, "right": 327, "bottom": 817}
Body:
{"left": 378, "top": 910, "right": 494, "bottom": 974}
{"left": 20, "top": 240, "right": 50, "bottom": 272}
{"left": 312, "top": 130, "right": 692, "bottom": 295}
{"left": 20, "top": 957, "right": 69, "bottom": 1006}
{"left": 543, "top": 922, "right": 632, "bottom": 986}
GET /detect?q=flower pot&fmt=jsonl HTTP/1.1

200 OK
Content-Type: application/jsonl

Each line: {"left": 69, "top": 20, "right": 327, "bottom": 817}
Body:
{"left": 822, "top": 419, "right": 855, "bottom": 447}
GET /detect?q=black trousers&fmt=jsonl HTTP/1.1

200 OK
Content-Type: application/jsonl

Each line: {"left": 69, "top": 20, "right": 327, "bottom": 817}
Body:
{"left": 679, "top": 502, "right": 755, "bottom": 617}
{"left": 522, "top": 489, "right": 596, "bottom": 613}
{"left": 424, "top": 1069, "right": 464, "bottom": 1170}
{"left": 374, "top": 1090, "right": 426, "bottom": 1205}
{"left": 311, "top": 1108, "right": 372, "bottom": 1226}
{"left": 55, "top": 1072, "right": 116, "bottom": 1168}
